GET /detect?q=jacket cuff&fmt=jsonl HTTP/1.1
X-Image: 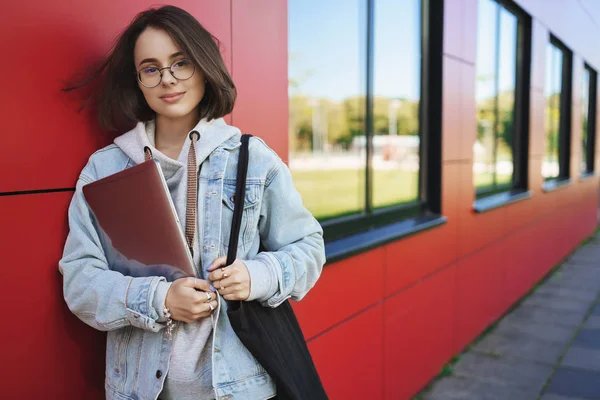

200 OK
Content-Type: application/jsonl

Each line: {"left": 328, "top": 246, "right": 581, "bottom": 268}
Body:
{"left": 244, "top": 259, "right": 277, "bottom": 302}
{"left": 152, "top": 281, "right": 172, "bottom": 322}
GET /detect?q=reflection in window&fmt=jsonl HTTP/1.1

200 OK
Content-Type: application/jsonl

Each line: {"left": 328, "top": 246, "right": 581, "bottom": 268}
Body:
{"left": 288, "top": 0, "right": 422, "bottom": 221}
{"left": 474, "top": 0, "right": 517, "bottom": 194}
{"left": 288, "top": 0, "right": 366, "bottom": 221}
{"left": 581, "top": 65, "right": 597, "bottom": 175}
{"left": 543, "top": 42, "right": 564, "bottom": 181}
{"left": 372, "top": 0, "right": 421, "bottom": 209}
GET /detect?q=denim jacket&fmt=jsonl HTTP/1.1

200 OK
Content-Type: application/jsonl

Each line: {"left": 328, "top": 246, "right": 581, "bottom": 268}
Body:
{"left": 59, "top": 118, "right": 325, "bottom": 400}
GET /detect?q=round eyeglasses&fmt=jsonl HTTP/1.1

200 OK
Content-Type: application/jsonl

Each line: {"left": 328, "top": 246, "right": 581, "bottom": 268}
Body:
{"left": 136, "top": 59, "right": 196, "bottom": 88}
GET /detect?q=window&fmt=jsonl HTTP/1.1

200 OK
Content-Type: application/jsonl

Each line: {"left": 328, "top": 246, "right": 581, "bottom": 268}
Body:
{"left": 474, "top": 0, "right": 531, "bottom": 198}
{"left": 581, "top": 64, "right": 597, "bottom": 176}
{"left": 288, "top": 0, "right": 442, "bottom": 244}
{"left": 543, "top": 38, "right": 573, "bottom": 183}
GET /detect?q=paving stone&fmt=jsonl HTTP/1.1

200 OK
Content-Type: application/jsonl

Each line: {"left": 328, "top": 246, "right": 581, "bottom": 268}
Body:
{"left": 504, "top": 305, "right": 587, "bottom": 328}
{"left": 519, "top": 291, "right": 591, "bottom": 314}
{"left": 572, "top": 329, "right": 600, "bottom": 349}
{"left": 556, "top": 266, "right": 600, "bottom": 283}
{"left": 568, "top": 248, "right": 600, "bottom": 265}
{"left": 585, "top": 316, "right": 600, "bottom": 329}
{"left": 545, "top": 367, "right": 600, "bottom": 398}
{"left": 561, "top": 346, "right": 600, "bottom": 372}
{"left": 539, "top": 279, "right": 599, "bottom": 295}
{"left": 473, "top": 332, "right": 565, "bottom": 364}
{"left": 535, "top": 285, "right": 598, "bottom": 302}
{"left": 423, "top": 376, "right": 538, "bottom": 400}
{"left": 452, "top": 352, "right": 553, "bottom": 391}
{"left": 541, "top": 394, "right": 588, "bottom": 400}
{"left": 494, "top": 318, "right": 574, "bottom": 345}
{"left": 542, "top": 273, "right": 600, "bottom": 292}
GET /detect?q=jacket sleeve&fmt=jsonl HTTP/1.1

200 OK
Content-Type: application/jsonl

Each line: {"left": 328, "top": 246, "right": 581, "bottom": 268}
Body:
{"left": 59, "top": 173, "right": 167, "bottom": 332}
{"left": 244, "top": 158, "right": 326, "bottom": 307}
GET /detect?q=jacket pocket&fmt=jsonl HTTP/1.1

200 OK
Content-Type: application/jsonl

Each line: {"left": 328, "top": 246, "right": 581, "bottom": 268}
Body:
{"left": 106, "top": 326, "right": 133, "bottom": 390}
{"left": 221, "top": 183, "right": 261, "bottom": 248}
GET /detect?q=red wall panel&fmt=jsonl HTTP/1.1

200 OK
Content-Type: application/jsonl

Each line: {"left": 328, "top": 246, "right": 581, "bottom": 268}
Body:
{"left": 0, "top": 192, "right": 105, "bottom": 399}
{"left": 294, "top": 249, "right": 385, "bottom": 340}
{"left": 230, "top": 0, "right": 288, "bottom": 161}
{"left": 456, "top": 243, "right": 508, "bottom": 351}
{"left": 308, "top": 306, "right": 384, "bottom": 400}
{"left": 384, "top": 265, "right": 456, "bottom": 399}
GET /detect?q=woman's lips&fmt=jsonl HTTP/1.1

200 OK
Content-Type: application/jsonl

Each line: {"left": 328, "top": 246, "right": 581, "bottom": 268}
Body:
{"left": 160, "top": 92, "right": 185, "bottom": 103}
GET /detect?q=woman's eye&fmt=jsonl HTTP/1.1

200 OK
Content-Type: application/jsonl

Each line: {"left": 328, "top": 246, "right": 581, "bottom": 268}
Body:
{"left": 143, "top": 67, "right": 158, "bottom": 74}
{"left": 173, "top": 60, "right": 190, "bottom": 68}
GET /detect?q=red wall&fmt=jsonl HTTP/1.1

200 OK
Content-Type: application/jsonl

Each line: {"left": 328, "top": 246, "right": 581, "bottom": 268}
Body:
{"left": 0, "top": 0, "right": 598, "bottom": 399}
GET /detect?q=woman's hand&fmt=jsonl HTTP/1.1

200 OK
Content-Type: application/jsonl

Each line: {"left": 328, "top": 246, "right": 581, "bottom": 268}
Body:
{"left": 165, "top": 277, "right": 217, "bottom": 323}
{"left": 208, "top": 257, "right": 251, "bottom": 301}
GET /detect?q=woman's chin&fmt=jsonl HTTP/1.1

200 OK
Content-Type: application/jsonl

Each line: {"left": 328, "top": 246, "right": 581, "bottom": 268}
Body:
{"left": 154, "top": 105, "right": 197, "bottom": 120}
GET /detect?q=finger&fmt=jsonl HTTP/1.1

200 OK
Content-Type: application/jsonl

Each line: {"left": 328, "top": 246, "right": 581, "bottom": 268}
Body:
{"left": 191, "top": 279, "right": 211, "bottom": 292}
{"left": 215, "top": 276, "right": 237, "bottom": 291}
{"left": 223, "top": 292, "right": 243, "bottom": 301}
{"left": 208, "top": 265, "right": 235, "bottom": 281}
{"left": 193, "top": 301, "right": 218, "bottom": 318}
{"left": 218, "top": 283, "right": 242, "bottom": 296}
{"left": 181, "top": 277, "right": 198, "bottom": 288}
{"left": 208, "top": 256, "right": 227, "bottom": 272}
{"left": 192, "top": 290, "right": 216, "bottom": 304}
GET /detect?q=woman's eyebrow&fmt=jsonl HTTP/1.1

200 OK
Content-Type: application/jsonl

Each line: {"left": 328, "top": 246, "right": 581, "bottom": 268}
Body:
{"left": 138, "top": 52, "right": 184, "bottom": 67}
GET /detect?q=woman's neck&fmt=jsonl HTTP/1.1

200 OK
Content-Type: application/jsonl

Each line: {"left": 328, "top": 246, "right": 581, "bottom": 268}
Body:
{"left": 154, "top": 111, "right": 200, "bottom": 160}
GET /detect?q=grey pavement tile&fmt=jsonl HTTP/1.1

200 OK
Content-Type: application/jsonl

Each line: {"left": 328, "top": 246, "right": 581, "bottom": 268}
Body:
{"left": 539, "top": 278, "right": 599, "bottom": 295}
{"left": 423, "top": 376, "right": 538, "bottom": 400}
{"left": 542, "top": 274, "right": 600, "bottom": 293}
{"left": 519, "top": 292, "right": 592, "bottom": 314}
{"left": 536, "top": 284, "right": 598, "bottom": 303}
{"left": 452, "top": 352, "right": 553, "bottom": 391}
{"left": 494, "top": 318, "right": 575, "bottom": 345}
{"left": 473, "top": 332, "right": 565, "bottom": 364}
{"left": 561, "top": 346, "right": 600, "bottom": 372}
{"left": 504, "top": 305, "right": 587, "bottom": 328}
{"left": 585, "top": 316, "right": 600, "bottom": 330}
{"left": 572, "top": 329, "right": 600, "bottom": 350}
{"left": 545, "top": 367, "right": 600, "bottom": 399}
{"left": 568, "top": 248, "right": 600, "bottom": 265}
{"left": 555, "top": 266, "right": 600, "bottom": 283}
{"left": 541, "top": 394, "right": 588, "bottom": 400}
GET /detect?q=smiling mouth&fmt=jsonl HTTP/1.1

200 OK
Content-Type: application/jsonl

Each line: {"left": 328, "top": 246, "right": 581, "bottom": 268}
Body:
{"left": 160, "top": 92, "right": 185, "bottom": 103}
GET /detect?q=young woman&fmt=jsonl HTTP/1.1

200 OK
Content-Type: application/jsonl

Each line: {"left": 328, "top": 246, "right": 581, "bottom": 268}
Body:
{"left": 59, "top": 5, "right": 325, "bottom": 400}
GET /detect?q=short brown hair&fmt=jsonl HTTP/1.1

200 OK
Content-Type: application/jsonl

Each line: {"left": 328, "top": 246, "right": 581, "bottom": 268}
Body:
{"left": 65, "top": 5, "right": 236, "bottom": 131}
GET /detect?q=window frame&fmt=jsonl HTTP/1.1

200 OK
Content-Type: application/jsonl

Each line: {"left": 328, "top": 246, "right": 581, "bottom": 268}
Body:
{"left": 582, "top": 64, "right": 597, "bottom": 176}
{"left": 474, "top": 0, "right": 532, "bottom": 200}
{"left": 317, "top": 0, "right": 443, "bottom": 246}
{"left": 543, "top": 36, "right": 573, "bottom": 189}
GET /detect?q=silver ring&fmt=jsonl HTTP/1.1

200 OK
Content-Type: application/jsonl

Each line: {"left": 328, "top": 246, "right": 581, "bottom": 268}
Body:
{"left": 208, "top": 303, "right": 215, "bottom": 311}
{"left": 205, "top": 291, "right": 212, "bottom": 302}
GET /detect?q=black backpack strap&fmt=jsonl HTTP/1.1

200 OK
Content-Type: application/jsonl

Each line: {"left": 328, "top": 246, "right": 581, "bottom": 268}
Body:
{"left": 226, "top": 134, "right": 252, "bottom": 266}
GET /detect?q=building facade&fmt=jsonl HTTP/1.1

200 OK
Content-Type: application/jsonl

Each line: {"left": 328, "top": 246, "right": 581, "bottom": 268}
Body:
{"left": 1, "top": 0, "right": 599, "bottom": 398}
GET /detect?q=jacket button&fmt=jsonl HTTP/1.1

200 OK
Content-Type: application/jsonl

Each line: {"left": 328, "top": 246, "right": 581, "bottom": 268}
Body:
{"left": 156, "top": 370, "right": 163, "bottom": 379}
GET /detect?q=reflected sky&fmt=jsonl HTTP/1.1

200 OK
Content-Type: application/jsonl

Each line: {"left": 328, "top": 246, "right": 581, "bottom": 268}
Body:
{"left": 289, "top": 0, "right": 421, "bottom": 101}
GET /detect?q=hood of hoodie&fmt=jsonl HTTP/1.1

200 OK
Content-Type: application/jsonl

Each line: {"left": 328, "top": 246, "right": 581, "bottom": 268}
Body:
{"left": 113, "top": 117, "right": 240, "bottom": 181}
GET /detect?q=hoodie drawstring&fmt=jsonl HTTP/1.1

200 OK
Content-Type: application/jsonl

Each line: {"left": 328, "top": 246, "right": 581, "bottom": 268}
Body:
{"left": 143, "top": 131, "right": 200, "bottom": 258}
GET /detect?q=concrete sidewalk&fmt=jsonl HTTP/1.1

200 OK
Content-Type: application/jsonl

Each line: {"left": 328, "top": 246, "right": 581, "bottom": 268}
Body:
{"left": 420, "top": 230, "right": 600, "bottom": 400}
